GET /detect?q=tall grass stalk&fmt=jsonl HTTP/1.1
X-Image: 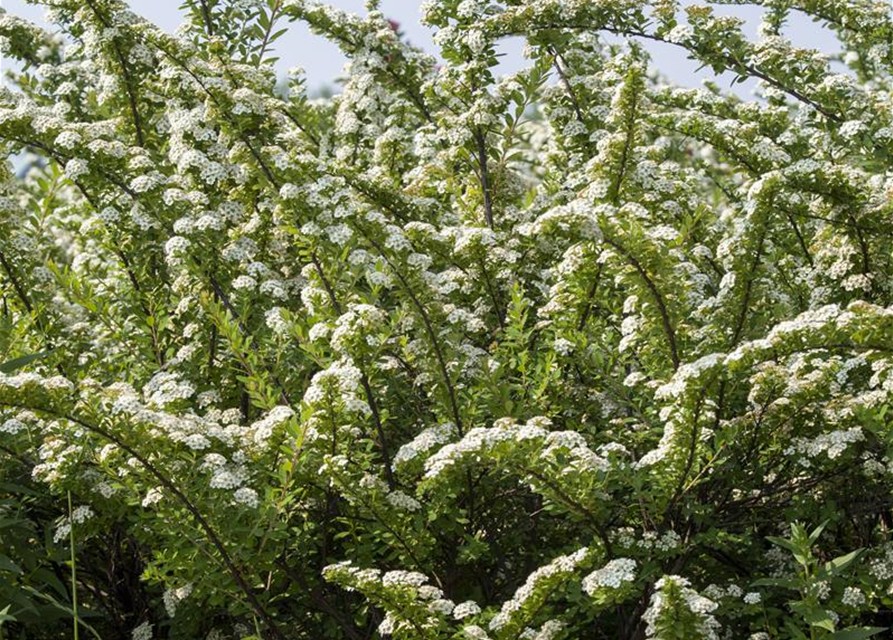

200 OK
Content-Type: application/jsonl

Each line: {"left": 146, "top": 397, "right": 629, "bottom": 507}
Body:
{"left": 67, "top": 491, "right": 79, "bottom": 640}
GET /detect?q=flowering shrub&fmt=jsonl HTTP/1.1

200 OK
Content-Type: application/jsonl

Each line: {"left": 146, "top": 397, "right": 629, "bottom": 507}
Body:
{"left": 1, "top": 0, "right": 893, "bottom": 638}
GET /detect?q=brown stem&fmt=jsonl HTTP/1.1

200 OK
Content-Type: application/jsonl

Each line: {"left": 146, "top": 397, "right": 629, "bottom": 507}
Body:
{"left": 0, "top": 249, "right": 34, "bottom": 314}
{"left": 84, "top": 0, "right": 145, "bottom": 146}
{"left": 478, "top": 256, "right": 505, "bottom": 329}
{"left": 198, "top": 0, "right": 215, "bottom": 35}
{"left": 731, "top": 228, "right": 767, "bottom": 345}
{"left": 255, "top": 1, "right": 283, "bottom": 68}
{"left": 363, "top": 235, "right": 464, "bottom": 436}
{"left": 525, "top": 467, "right": 614, "bottom": 558}
{"left": 116, "top": 249, "right": 165, "bottom": 367}
{"left": 474, "top": 128, "right": 495, "bottom": 229}
{"left": 549, "top": 47, "right": 587, "bottom": 127}
{"left": 603, "top": 237, "right": 680, "bottom": 370}
{"left": 577, "top": 264, "right": 603, "bottom": 331}
{"left": 784, "top": 211, "right": 813, "bottom": 267}
{"left": 310, "top": 253, "right": 396, "bottom": 488}
{"left": 274, "top": 560, "right": 364, "bottom": 640}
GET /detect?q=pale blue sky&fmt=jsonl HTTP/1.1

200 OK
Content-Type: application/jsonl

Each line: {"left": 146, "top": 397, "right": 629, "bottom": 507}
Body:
{"left": 4, "top": 0, "right": 844, "bottom": 96}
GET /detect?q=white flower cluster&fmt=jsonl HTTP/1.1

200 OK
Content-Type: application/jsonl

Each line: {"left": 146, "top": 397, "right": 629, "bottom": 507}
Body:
{"left": 488, "top": 548, "right": 589, "bottom": 632}
{"left": 582, "top": 558, "right": 636, "bottom": 594}
{"left": 53, "top": 505, "right": 94, "bottom": 543}
{"left": 842, "top": 586, "right": 866, "bottom": 607}
{"left": 0, "top": 413, "right": 29, "bottom": 434}
{"left": 131, "top": 622, "right": 153, "bottom": 640}
{"left": 304, "top": 357, "right": 369, "bottom": 416}
{"left": 247, "top": 405, "right": 295, "bottom": 448}
{"left": 785, "top": 427, "right": 864, "bottom": 463}
{"left": 233, "top": 486, "right": 259, "bottom": 508}
{"left": 423, "top": 416, "right": 612, "bottom": 483}
{"left": 323, "top": 559, "right": 461, "bottom": 635}
{"left": 330, "top": 303, "right": 386, "bottom": 352}
{"left": 642, "top": 575, "right": 720, "bottom": 640}
{"left": 394, "top": 422, "right": 456, "bottom": 466}
{"left": 163, "top": 583, "right": 193, "bottom": 617}
{"left": 453, "top": 600, "right": 481, "bottom": 620}
{"left": 385, "top": 489, "right": 422, "bottom": 512}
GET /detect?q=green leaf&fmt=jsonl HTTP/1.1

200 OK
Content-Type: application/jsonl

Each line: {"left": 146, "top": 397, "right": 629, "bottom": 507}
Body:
{"left": 751, "top": 577, "right": 799, "bottom": 589}
{"left": 0, "top": 554, "right": 22, "bottom": 574}
{"left": 791, "top": 602, "right": 834, "bottom": 631}
{"left": 823, "top": 549, "right": 863, "bottom": 577}
{"left": 830, "top": 628, "right": 887, "bottom": 640}
{"left": 808, "top": 520, "right": 829, "bottom": 543}
{"left": 20, "top": 587, "right": 104, "bottom": 640}
{"left": 766, "top": 536, "right": 799, "bottom": 554}
{"left": 0, "top": 604, "right": 17, "bottom": 625}
{"left": 0, "top": 482, "right": 40, "bottom": 496}
{"left": 784, "top": 620, "right": 809, "bottom": 640}
{"left": 0, "top": 351, "right": 51, "bottom": 373}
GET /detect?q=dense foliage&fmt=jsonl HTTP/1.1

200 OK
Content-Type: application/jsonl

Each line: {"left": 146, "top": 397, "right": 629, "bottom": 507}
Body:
{"left": 1, "top": 0, "right": 893, "bottom": 638}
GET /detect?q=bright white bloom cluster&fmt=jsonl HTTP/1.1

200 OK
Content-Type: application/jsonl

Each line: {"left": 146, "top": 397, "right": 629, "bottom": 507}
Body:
{"left": 453, "top": 601, "right": 481, "bottom": 620}
{"left": 394, "top": 422, "right": 456, "bottom": 466}
{"left": 247, "top": 405, "right": 295, "bottom": 447}
{"left": 785, "top": 427, "right": 864, "bottom": 462}
{"left": 582, "top": 558, "right": 636, "bottom": 594}
{"left": 423, "top": 417, "right": 612, "bottom": 482}
{"left": 233, "top": 486, "right": 259, "bottom": 508}
{"left": 53, "top": 505, "right": 95, "bottom": 543}
{"left": 304, "top": 358, "right": 369, "bottom": 416}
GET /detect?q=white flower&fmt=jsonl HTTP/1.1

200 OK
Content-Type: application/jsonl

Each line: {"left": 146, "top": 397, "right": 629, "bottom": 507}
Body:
{"left": 642, "top": 576, "right": 719, "bottom": 640}
{"left": 489, "top": 548, "right": 588, "bottom": 631}
{"left": 553, "top": 338, "right": 574, "bottom": 356}
{"left": 667, "top": 25, "right": 693, "bottom": 43}
{"left": 234, "top": 487, "right": 259, "bottom": 508}
{"left": 842, "top": 586, "right": 865, "bottom": 607}
{"left": 53, "top": 521, "right": 72, "bottom": 543}
{"left": 463, "top": 625, "right": 491, "bottom": 640}
{"left": 163, "top": 583, "right": 193, "bottom": 617}
{"left": 71, "top": 505, "right": 94, "bottom": 523}
{"left": 381, "top": 570, "right": 429, "bottom": 588}
{"left": 54, "top": 130, "right": 81, "bottom": 149}
{"left": 429, "top": 598, "right": 455, "bottom": 615}
{"left": 132, "top": 622, "right": 153, "bottom": 640}
{"left": 386, "top": 490, "right": 422, "bottom": 512}
{"left": 232, "top": 275, "right": 257, "bottom": 290}
{"left": 453, "top": 601, "right": 481, "bottom": 619}
{"left": 142, "top": 488, "right": 164, "bottom": 508}
{"left": 210, "top": 469, "right": 244, "bottom": 489}
{"left": 248, "top": 405, "right": 295, "bottom": 446}
{"left": 182, "top": 434, "right": 210, "bottom": 450}
{"left": 0, "top": 418, "right": 27, "bottom": 434}
{"left": 164, "top": 236, "right": 191, "bottom": 264}
{"left": 64, "top": 158, "right": 89, "bottom": 180}
{"left": 265, "top": 307, "right": 289, "bottom": 334}
{"left": 583, "top": 558, "right": 636, "bottom": 594}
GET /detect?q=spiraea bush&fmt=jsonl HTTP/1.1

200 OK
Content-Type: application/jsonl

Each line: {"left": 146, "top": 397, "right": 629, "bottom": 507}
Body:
{"left": 1, "top": 0, "right": 893, "bottom": 638}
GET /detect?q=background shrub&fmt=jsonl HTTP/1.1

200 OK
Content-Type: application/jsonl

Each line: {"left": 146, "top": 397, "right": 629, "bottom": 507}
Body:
{"left": 1, "top": 1, "right": 893, "bottom": 639}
